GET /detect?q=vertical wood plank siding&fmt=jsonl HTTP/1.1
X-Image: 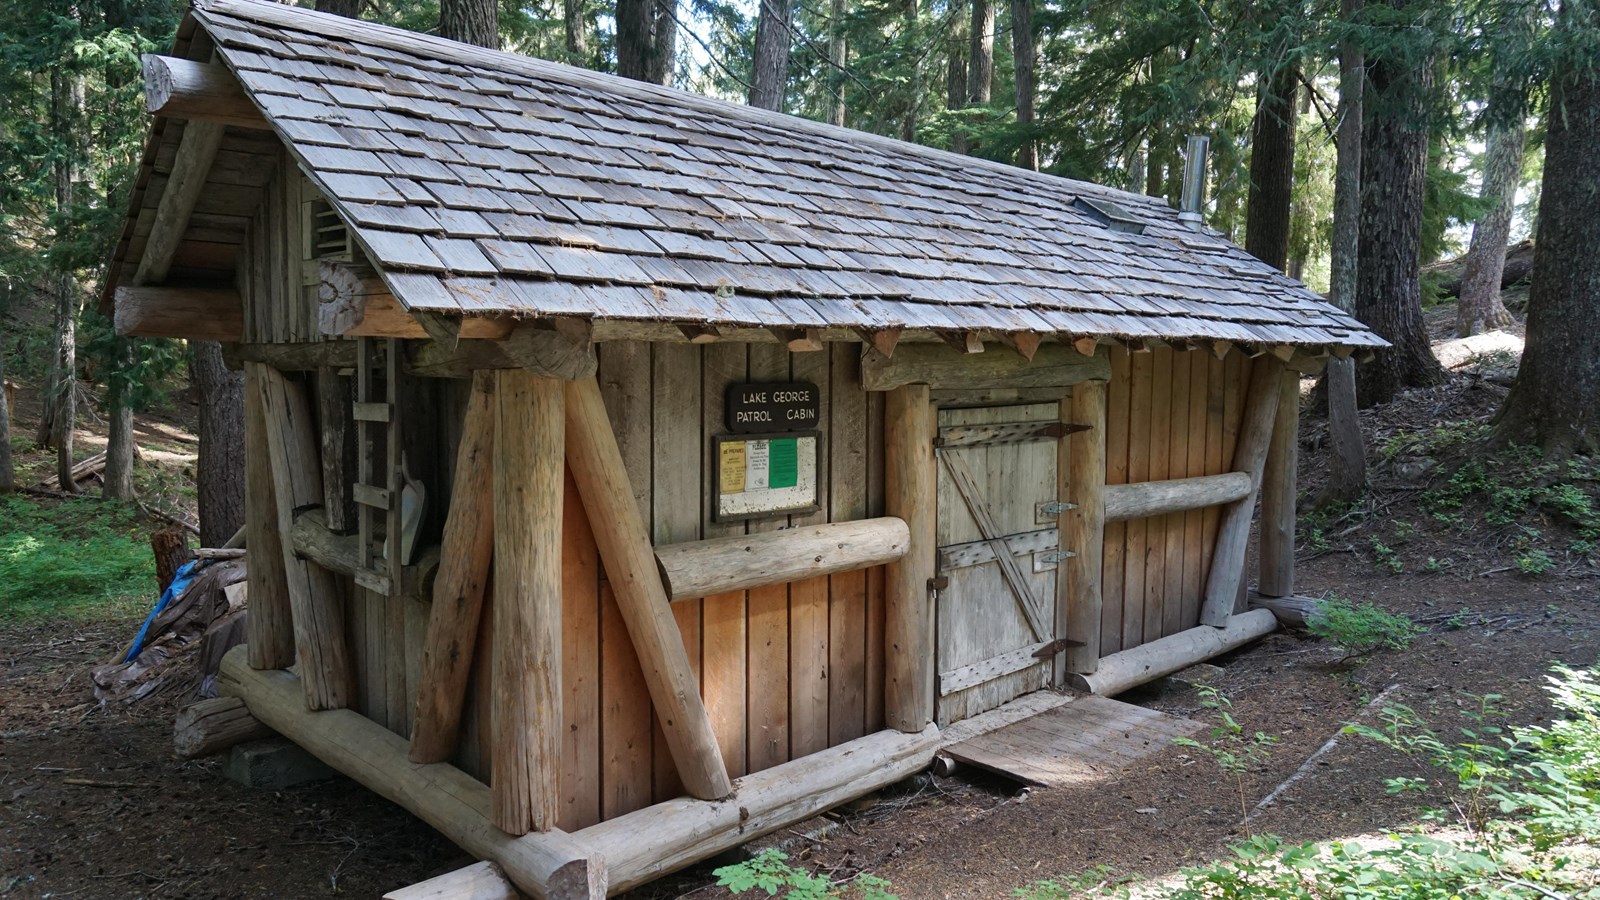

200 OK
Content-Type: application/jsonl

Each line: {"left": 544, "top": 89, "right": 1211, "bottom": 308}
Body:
{"left": 312, "top": 333, "right": 1252, "bottom": 827}
{"left": 1099, "top": 347, "right": 1253, "bottom": 645}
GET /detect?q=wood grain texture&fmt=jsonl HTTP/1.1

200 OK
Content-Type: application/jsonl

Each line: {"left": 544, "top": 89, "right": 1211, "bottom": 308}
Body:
{"left": 1182, "top": 351, "right": 1210, "bottom": 628}
{"left": 1066, "top": 610, "right": 1277, "bottom": 696}
{"left": 1162, "top": 349, "right": 1190, "bottom": 637}
{"left": 744, "top": 342, "right": 790, "bottom": 772}
{"left": 254, "top": 364, "right": 353, "bottom": 709}
{"left": 1102, "top": 473, "right": 1252, "bottom": 522}
{"left": 564, "top": 376, "right": 733, "bottom": 801}
{"left": 699, "top": 342, "right": 748, "bottom": 777}
{"left": 1200, "top": 359, "right": 1282, "bottom": 626}
{"left": 1121, "top": 351, "right": 1152, "bottom": 650}
{"left": 1143, "top": 347, "right": 1172, "bottom": 644}
{"left": 412, "top": 371, "right": 497, "bottom": 763}
{"left": 491, "top": 370, "right": 564, "bottom": 835}
{"left": 1100, "top": 349, "right": 1130, "bottom": 656}
{"left": 560, "top": 471, "right": 602, "bottom": 831}
{"left": 884, "top": 384, "right": 936, "bottom": 733}
{"left": 655, "top": 520, "right": 909, "bottom": 600}
{"left": 787, "top": 348, "right": 831, "bottom": 761}
{"left": 1258, "top": 368, "right": 1299, "bottom": 598}
{"left": 243, "top": 363, "right": 294, "bottom": 670}
{"left": 650, "top": 342, "right": 701, "bottom": 802}
{"left": 1062, "top": 381, "right": 1106, "bottom": 675}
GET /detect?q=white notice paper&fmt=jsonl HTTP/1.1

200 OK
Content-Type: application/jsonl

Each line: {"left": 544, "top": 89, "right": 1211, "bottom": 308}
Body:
{"left": 744, "top": 439, "right": 770, "bottom": 490}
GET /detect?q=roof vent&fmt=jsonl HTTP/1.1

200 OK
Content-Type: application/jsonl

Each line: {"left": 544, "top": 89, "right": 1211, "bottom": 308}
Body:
{"left": 305, "top": 197, "right": 352, "bottom": 262}
{"left": 1072, "top": 197, "right": 1145, "bottom": 235}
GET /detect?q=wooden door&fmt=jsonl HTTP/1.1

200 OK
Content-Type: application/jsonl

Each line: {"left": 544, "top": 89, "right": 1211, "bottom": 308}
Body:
{"left": 935, "top": 403, "right": 1065, "bottom": 726}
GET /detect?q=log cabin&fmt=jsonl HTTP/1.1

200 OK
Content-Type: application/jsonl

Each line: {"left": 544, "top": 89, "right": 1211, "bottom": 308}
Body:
{"left": 102, "top": 1, "right": 1385, "bottom": 895}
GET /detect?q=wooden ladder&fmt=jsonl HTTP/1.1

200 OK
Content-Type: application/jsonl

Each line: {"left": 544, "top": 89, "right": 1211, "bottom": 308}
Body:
{"left": 352, "top": 336, "right": 401, "bottom": 596}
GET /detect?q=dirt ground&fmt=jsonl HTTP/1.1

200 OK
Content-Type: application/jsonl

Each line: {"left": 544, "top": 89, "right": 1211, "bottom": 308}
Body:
{"left": 3, "top": 312, "right": 1596, "bottom": 899}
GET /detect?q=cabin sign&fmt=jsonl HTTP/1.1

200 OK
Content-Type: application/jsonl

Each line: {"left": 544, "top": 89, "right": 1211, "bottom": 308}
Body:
{"left": 726, "top": 382, "right": 820, "bottom": 433}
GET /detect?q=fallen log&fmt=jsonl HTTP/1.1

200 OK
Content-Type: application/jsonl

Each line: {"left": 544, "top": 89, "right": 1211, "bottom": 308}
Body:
{"left": 37, "top": 451, "right": 108, "bottom": 490}
{"left": 174, "top": 696, "right": 273, "bottom": 758}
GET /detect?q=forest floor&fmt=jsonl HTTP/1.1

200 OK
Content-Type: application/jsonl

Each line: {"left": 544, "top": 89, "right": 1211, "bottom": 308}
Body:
{"left": 2, "top": 300, "right": 1597, "bottom": 899}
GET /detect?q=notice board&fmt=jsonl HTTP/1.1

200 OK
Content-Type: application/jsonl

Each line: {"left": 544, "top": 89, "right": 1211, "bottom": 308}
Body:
{"left": 713, "top": 431, "right": 820, "bottom": 521}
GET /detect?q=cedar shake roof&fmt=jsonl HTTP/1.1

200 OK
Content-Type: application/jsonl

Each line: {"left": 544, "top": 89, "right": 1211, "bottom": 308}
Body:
{"left": 116, "top": 0, "right": 1385, "bottom": 348}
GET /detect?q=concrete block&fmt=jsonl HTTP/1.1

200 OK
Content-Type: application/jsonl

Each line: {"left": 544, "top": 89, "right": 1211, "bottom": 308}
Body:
{"left": 222, "top": 737, "right": 336, "bottom": 789}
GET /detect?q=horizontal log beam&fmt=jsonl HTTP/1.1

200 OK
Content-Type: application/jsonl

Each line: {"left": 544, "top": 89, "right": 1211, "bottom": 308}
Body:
{"left": 654, "top": 518, "right": 910, "bottom": 601}
{"left": 1064, "top": 610, "right": 1277, "bottom": 696}
{"left": 218, "top": 648, "right": 606, "bottom": 899}
{"left": 578, "top": 725, "right": 940, "bottom": 893}
{"left": 173, "top": 696, "right": 273, "bottom": 758}
{"left": 115, "top": 286, "right": 242, "bottom": 341}
{"left": 142, "top": 55, "right": 266, "bottom": 129}
{"left": 318, "top": 261, "right": 511, "bottom": 340}
{"left": 290, "top": 508, "right": 439, "bottom": 598}
{"left": 1102, "top": 472, "right": 1253, "bottom": 524}
{"left": 863, "top": 342, "right": 1110, "bottom": 391}
{"left": 384, "top": 862, "right": 516, "bottom": 900}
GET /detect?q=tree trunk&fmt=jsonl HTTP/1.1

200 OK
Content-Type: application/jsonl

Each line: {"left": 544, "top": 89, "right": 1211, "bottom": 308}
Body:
{"left": 315, "top": 0, "right": 361, "bottom": 17}
{"left": 963, "top": 0, "right": 995, "bottom": 154}
{"left": 439, "top": 0, "right": 498, "bottom": 48}
{"left": 1319, "top": 0, "right": 1367, "bottom": 506}
{"left": 899, "top": 0, "right": 920, "bottom": 142}
{"left": 564, "top": 0, "right": 587, "bottom": 63}
{"left": 0, "top": 319, "right": 13, "bottom": 493}
{"left": 617, "top": 0, "right": 675, "bottom": 85}
{"left": 189, "top": 342, "right": 246, "bottom": 546}
{"left": 648, "top": 0, "right": 677, "bottom": 85}
{"left": 1491, "top": 0, "right": 1600, "bottom": 458}
{"left": 1245, "top": 61, "right": 1299, "bottom": 270}
{"left": 1354, "top": 0, "right": 1445, "bottom": 408}
{"left": 827, "top": 0, "right": 848, "bottom": 126}
{"left": 1011, "top": 0, "right": 1037, "bottom": 169}
{"left": 103, "top": 338, "right": 136, "bottom": 501}
{"left": 49, "top": 70, "right": 80, "bottom": 492}
{"left": 947, "top": 0, "right": 969, "bottom": 154}
{"left": 749, "top": 0, "right": 794, "bottom": 111}
{"left": 1456, "top": 3, "right": 1532, "bottom": 337}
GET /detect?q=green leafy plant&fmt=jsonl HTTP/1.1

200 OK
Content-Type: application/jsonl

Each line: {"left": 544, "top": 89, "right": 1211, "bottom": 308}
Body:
{"left": 1014, "top": 866, "right": 1130, "bottom": 898}
{"left": 716, "top": 849, "right": 897, "bottom": 899}
{"left": 1173, "top": 686, "right": 1278, "bottom": 835}
{"left": 1367, "top": 535, "right": 1405, "bottom": 573}
{"left": 1306, "top": 596, "right": 1422, "bottom": 660}
{"left": 1516, "top": 549, "right": 1555, "bottom": 577}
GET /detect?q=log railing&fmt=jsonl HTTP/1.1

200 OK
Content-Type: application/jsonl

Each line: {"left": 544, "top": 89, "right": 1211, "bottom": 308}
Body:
{"left": 654, "top": 518, "right": 909, "bottom": 602}
{"left": 1101, "top": 472, "right": 1252, "bottom": 523}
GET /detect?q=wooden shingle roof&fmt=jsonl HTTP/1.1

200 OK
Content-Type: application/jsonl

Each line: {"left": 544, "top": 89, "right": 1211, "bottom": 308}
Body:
{"left": 168, "top": 0, "right": 1384, "bottom": 347}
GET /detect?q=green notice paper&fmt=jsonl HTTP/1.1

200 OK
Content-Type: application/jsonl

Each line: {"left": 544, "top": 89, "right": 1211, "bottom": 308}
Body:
{"left": 768, "top": 437, "right": 799, "bottom": 488}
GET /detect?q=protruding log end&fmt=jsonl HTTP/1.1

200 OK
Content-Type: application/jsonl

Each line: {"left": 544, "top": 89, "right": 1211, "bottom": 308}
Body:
{"left": 141, "top": 54, "right": 267, "bottom": 129}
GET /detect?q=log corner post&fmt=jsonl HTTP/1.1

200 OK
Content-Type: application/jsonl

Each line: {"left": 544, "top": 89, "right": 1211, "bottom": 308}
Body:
{"left": 1060, "top": 380, "right": 1106, "bottom": 677}
{"left": 491, "top": 369, "right": 565, "bottom": 835}
{"left": 884, "top": 384, "right": 936, "bottom": 733}
{"left": 1257, "top": 367, "right": 1300, "bottom": 599}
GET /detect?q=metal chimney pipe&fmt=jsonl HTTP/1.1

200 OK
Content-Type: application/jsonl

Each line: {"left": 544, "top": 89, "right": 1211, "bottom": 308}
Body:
{"left": 1179, "top": 134, "right": 1210, "bottom": 231}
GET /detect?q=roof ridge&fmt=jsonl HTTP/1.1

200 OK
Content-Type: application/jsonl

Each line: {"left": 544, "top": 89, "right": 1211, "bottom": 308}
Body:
{"left": 194, "top": 0, "right": 1170, "bottom": 215}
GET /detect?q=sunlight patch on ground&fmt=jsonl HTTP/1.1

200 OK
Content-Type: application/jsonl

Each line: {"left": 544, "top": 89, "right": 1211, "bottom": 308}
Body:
{"left": 1431, "top": 330, "right": 1523, "bottom": 368}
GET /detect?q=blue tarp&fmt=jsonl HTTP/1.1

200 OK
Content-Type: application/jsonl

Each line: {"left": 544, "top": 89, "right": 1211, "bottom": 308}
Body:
{"left": 124, "top": 560, "right": 202, "bottom": 663}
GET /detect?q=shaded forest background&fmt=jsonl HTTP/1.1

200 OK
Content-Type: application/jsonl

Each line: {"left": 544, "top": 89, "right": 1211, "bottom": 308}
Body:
{"left": 0, "top": 0, "right": 1597, "bottom": 518}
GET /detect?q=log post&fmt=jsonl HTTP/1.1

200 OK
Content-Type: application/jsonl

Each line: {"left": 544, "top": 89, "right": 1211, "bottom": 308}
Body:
{"left": 218, "top": 648, "right": 606, "bottom": 898}
{"left": 563, "top": 376, "right": 733, "bottom": 801}
{"left": 1258, "top": 368, "right": 1300, "bottom": 598}
{"left": 316, "top": 368, "right": 357, "bottom": 534}
{"left": 1060, "top": 381, "right": 1106, "bottom": 676}
{"left": 884, "top": 384, "right": 936, "bottom": 732}
{"left": 1198, "top": 360, "right": 1282, "bottom": 627}
{"left": 491, "top": 370, "right": 564, "bottom": 835}
{"left": 411, "top": 372, "right": 498, "bottom": 764}
{"left": 243, "top": 364, "right": 294, "bottom": 670}
{"left": 252, "top": 362, "right": 354, "bottom": 709}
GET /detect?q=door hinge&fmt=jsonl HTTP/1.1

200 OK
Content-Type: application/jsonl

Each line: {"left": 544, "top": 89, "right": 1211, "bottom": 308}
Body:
{"left": 927, "top": 575, "right": 949, "bottom": 593}
{"left": 1031, "top": 637, "right": 1087, "bottom": 658}
{"left": 1036, "top": 500, "right": 1077, "bottom": 523}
